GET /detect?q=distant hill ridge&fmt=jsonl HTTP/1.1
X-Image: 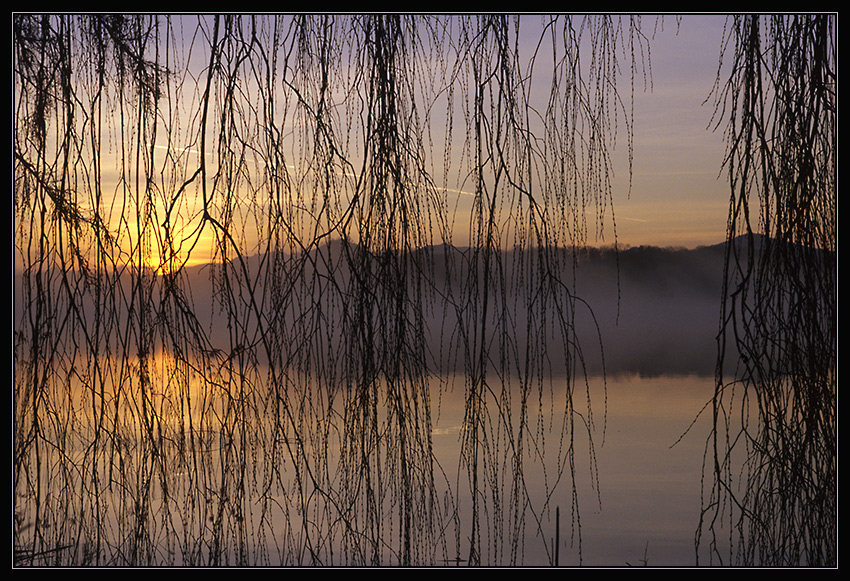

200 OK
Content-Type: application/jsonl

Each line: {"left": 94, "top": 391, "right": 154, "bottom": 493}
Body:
{"left": 16, "top": 233, "right": 829, "bottom": 377}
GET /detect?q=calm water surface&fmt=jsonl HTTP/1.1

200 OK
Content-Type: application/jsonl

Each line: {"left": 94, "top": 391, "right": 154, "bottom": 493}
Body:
{"left": 430, "top": 373, "right": 715, "bottom": 567}
{"left": 15, "top": 353, "right": 716, "bottom": 567}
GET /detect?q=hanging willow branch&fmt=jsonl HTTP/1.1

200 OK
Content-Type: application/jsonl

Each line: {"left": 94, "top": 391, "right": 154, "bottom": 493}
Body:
{"left": 13, "top": 14, "right": 650, "bottom": 566}
{"left": 699, "top": 14, "right": 836, "bottom": 567}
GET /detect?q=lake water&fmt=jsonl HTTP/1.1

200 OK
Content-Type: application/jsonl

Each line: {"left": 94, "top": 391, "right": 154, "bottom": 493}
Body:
{"left": 14, "top": 347, "right": 720, "bottom": 568}
{"left": 561, "top": 374, "right": 715, "bottom": 567}
{"left": 430, "top": 372, "right": 716, "bottom": 567}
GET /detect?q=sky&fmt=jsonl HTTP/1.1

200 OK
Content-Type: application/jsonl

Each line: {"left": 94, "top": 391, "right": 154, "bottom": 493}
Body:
{"left": 608, "top": 14, "right": 732, "bottom": 249}
{"left": 425, "top": 14, "right": 735, "bottom": 252}
{"left": 12, "top": 14, "right": 739, "bottom": 277}
{"left": 150, "top": 15, "right": 742, "bottom": 269}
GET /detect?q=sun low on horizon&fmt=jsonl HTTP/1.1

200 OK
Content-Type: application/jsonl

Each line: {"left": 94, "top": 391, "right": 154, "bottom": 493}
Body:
{"left": 13, "top": 13, "right": 836, "bottom": 569}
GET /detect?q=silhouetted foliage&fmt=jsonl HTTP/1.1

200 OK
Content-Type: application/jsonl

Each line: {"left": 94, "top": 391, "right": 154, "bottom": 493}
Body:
{"left": 13, "top": 14, "right": 652, "bottom": 566}
{"left": 699, "top": 14, "right": 836, "bottom": 566}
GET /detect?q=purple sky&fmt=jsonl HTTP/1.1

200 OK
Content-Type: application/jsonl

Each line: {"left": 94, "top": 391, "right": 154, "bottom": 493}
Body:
{"left": 610, "top": 14, "right": 731, "bottom": 248}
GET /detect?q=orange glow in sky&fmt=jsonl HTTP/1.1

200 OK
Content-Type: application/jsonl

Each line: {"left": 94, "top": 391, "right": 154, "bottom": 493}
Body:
{"left": 608, "top": 15, "right": 731, "bottom": 249}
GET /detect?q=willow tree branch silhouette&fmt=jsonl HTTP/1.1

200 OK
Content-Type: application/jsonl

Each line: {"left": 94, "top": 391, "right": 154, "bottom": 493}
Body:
{"left": 13, "top": 15, "right": 650, "bottom": 566}
{"left": 699, "top": 14, "right": 836, "bottom": 566}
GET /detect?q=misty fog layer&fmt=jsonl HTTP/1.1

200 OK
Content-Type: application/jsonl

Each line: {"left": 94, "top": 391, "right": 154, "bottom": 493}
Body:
{"left": 571, "top": 244, "right": 727, "bottom": 377}
{"left": 15, "top": 240, "right": 730, "bottom": 379}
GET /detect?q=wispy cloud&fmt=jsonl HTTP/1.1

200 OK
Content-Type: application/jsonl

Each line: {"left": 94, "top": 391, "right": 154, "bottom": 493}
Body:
{"left": 148, "top": 142, "right": 204, "bottom": 157}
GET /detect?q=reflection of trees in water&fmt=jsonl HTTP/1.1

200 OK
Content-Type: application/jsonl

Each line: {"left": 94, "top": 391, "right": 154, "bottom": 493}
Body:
{"left": 700, "top": 15, "right": 836, "bottom": 566}
{"left": 13, "top": 15, "right": 650, "bottom": 566}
